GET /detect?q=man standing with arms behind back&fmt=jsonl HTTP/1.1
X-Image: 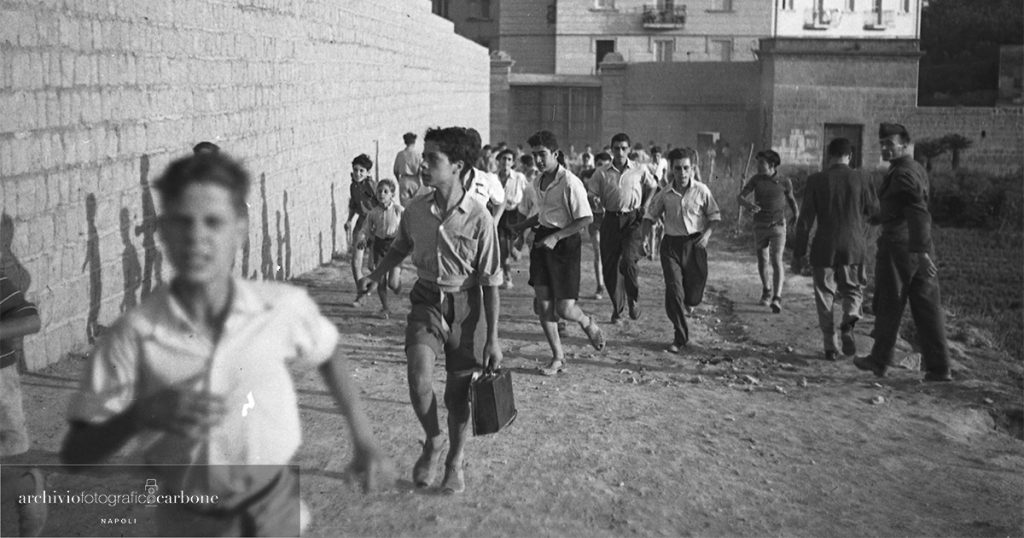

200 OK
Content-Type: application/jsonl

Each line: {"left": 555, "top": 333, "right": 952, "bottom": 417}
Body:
{"left": 394, "top": 132, "right": 424, "bottom": 206}
{"left": 793, "top": 138, "right": 878, "bottom": 361}
{"left": 854, "top": 123, "right": 952, "bottom": 381}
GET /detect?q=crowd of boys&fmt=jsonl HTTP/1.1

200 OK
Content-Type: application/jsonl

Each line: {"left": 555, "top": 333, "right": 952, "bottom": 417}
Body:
{"left": 0, "top": 122, "right": 952, "bottom": 536}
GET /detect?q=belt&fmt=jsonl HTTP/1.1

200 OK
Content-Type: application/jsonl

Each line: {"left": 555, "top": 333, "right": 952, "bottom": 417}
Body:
{"left": 606, "top": 209, "right": 640, "bottom": 215}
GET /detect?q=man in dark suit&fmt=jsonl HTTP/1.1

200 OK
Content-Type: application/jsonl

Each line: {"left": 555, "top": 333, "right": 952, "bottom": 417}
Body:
{"left": 853, "top": 123, "right": 952, "bottom": 381}
{"left": 793, "top": 138, "right": 878, "bottom": 361}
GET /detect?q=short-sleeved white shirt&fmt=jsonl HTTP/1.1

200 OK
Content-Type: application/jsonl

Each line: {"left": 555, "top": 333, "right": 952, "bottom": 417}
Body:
{"left": 534, "top": 166, "right": 593, "bottom": 229}
{"left": 498, "top": 170, "right": 529, "bottom": 211}
{"left": 67, "top": 279, "right": 338, "bottom": 498}
{"left": 465, "top": 168, "right": 506, "bottom": 208}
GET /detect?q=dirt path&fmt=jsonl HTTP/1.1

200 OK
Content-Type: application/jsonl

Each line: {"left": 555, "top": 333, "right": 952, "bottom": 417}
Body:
{"left": 9, "top": 234, "right": 1024, "bottom": 537}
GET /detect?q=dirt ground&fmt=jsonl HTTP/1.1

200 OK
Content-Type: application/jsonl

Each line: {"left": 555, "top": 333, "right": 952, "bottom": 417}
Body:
{"left": 6, "top": 232, "right": 1024, "bottom": 537}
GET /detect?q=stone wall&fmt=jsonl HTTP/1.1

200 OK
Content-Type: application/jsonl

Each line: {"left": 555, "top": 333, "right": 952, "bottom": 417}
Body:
{"left": 0, "top": 0, "right": 489, "bottom": 370}
{"left": 901, "top": 106, "right": 1024, "bottom": 176}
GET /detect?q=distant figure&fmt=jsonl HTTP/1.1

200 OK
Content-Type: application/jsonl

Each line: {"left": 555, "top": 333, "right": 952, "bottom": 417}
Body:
{"left": 495, "top": 149, "right": 529, "bottom": 287}
{"left": 393, "top": 132, "right": 424, "bottom": 206}
{"left": 581, "top": 152, "right": 612, "bottom": 300}
{"left": 192, "top": 141, "right": 220, "bottom": 155}
{"left": 347, "top": 154, "right": 379, "bottom": 307}
{"left": 355, "top": 179, "right": 404, "bottom": 318}
{"left": 793, "top": 138, "right": 878, "bottom": 361}
{"left": 854, "top": 123, "right": 952, "bottom": 382}
{"left": 736, "top": 149, "right": 798, "bottom": 313}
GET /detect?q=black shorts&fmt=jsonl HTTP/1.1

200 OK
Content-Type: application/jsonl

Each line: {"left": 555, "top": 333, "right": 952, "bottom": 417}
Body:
{"left": 371, "top": 236, "right": 395, "bottom": 264}
{"left": 405, "top": 280, "right": 486, "bottom": 374}
{"left": 528, "top": 226, "right": 582, "bottom": 300}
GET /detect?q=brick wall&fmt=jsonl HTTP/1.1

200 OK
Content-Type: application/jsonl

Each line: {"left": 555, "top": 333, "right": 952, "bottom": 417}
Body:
{"left": 500, "top": 0, "right": 555, "bottom": 73}
{"left": 760, "top": 38, "right": 920, "bottom": 168}
{"left": 606, "top": 61, "right": 761, "bottom": 149}
{"left": 0, "top": 0, "right": 489, "bottom": 370}
{"left": 901, "top": 106, "right": 1024, "bottom": 176}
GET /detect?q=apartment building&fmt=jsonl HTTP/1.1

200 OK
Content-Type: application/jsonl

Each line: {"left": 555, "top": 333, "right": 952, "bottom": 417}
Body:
{"left": 499, "top": 0, "right": 920, "bottom": 76}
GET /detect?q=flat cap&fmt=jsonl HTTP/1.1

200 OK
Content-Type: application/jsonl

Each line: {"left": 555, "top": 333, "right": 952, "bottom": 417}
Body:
{"left": 878, "top": 122, "right": 909, "bottom": 139}
{"left": 755, "top": 149, "right": 781, "bottom": 168}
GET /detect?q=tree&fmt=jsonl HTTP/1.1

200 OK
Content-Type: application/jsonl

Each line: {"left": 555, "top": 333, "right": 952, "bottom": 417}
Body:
{"left": 914, "top": 138, "right": 947, "bottom": 172}
{"left": 939, "top": 134, "right": 974, "bottom": 170}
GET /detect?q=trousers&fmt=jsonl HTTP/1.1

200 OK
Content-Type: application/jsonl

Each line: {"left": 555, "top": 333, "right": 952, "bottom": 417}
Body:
{"left": 869, "top": 241, "right": 950, "bottom": 373}
{"left": 600, "top": 210, "right": 644, "bottom": 318}
{"left": 659, "top": 234, "right": 708, "bottom": 346}
{"left": 812, "top": 265, "right": 864, "bottom": 352}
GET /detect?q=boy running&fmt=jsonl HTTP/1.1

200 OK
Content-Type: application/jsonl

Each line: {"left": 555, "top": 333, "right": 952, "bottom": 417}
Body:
{"left": 515, "top": 130, "right": 605, "bottom": 376}
{"left": 736, "top": 149, "right": 798, "bottom": 313}
{"left": 357, "top": 179, "right": 404, "bottom": 318}
{"left": 346, "top": 154, "right": 379, "bottom": 306}
{"left": 495, "top": 149, "right": 529, "bottom": 287}
{"left": 359, "top": 127, "right": 503, "bottom": 494}
{"left": 61, "top": 152, "right": 387, "bottom": 536}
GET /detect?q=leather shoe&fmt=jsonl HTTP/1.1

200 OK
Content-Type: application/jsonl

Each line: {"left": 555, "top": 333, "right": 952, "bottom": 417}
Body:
{"left": 824, "top": 350, "right": 839, "bottom": 361}
{"left": 841, "top": 330, "right": 857, "bottom": 356}
{"left": 853, "top": 355, "right": 887, "bottom": 378}
{"left": 923, "top": 371, "right": 953, "bottom": 382}
{"left": 628, "top": 302, "right": 641, "bottom": 320}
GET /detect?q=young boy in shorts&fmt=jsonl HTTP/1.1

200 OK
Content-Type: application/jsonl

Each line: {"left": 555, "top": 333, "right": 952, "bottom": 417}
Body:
{"left": 1, "top": 272, "right": 46, "bottom": 536}
{"left": 61, "top": 152, "right": 387, "bottom": 536}
{"left": 581, "top": 152, "right": 611, "bottom": 299}
{"left": 514, "top": 130, "right": 605, "bottom": 376}
{"left": 737, "top": 149, "right": 798, "bottom": 313}
{"left": 356, "top": 179, "right": 404, "bottom": 318}
{"left": 346, "top": 154, "right": 379, "bottom": 306}
{"left": 359, "top": 127, "right": 502, "bottom": 495}
{"left": 495, "top": 149, "right": 529, "bottom": 288}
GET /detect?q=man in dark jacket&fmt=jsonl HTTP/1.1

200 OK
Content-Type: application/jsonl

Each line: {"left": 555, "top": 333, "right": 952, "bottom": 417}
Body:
{"left": 853, "top": 123, "right": 952, "bottom": 381}
{"left": 793, "top": 138, "right": 878, "bottom": 361}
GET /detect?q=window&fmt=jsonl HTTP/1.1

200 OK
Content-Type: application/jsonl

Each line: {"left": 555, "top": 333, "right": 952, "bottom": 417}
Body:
{"left": 596, "top": 40, "right": 616, "bottom": 70}
{"left": 710, "top": 39, "right": 732, "bottom": 61}
{"left": 847, "top": 0, "right": 856, "bottom": 11}
{"left": 781, "top": 0, "right": 795, "bottom": 9}
{"left": 655, "top": 39, "right": 674, "bottom": 62}
{"left": 432, "top": 0, "right": 450, "bottom": 19}
{"left": 479, "top": 0, "right": 491, "bottom": 19}
{"left": 710, "top": 0, "right": 733, "bottom": 11}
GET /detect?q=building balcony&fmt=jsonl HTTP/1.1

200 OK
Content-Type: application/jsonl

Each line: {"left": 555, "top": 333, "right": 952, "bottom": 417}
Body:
{"left": 803, "top": 8, "right": 839, "bottom": 30}
{"left": 642, "top": 4, "right": 687, "bottom": 29}
{"left": 863, "top": 9, "right": 896, "bottom": 30}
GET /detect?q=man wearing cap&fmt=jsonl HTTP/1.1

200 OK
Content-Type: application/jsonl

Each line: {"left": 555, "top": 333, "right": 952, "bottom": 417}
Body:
{"left": 737, "top": 149, "right": 799, "bottom": 313}
{"left": 793, "top": 138, "right": 878, "bottom": 361}
{"left": 854, "top": 123, "right": 952, "bottom": 381}
{"left": 394, "top": 132, "right": 424, "bottom": 206}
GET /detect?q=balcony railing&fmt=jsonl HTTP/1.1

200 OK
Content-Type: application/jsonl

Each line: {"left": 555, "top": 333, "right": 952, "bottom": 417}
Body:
{"left": 642, "top": 4, "right": 687, "bottom": 29}
{"left": 803, "top": 8, "right": 840, "bottom": 29}
{"left": 863, "top": 9, "right": 895, "bottom": 29}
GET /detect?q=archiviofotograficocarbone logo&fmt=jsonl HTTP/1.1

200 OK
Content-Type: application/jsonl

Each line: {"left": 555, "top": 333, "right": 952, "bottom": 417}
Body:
{"left": 17, "top": 480, "right": 220, "bottom": 509}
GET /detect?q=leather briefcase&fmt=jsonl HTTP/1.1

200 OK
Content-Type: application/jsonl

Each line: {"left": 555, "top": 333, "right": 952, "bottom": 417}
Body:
{"left": 469, "top": 369, "right": 518, "bottom": 436}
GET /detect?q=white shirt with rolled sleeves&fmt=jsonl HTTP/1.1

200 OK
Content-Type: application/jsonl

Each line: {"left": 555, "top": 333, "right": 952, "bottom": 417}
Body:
{"left": 498, "top": 169, "right": 529, "bottom": 211}
{"left": 67, "top": 279, "right": 338, "bottom": 499}
{"left": 534, "top": 165, "right": 593, "bottom": 229}
{"left": 390, "top": 191, "right": 503, "bottom": 292}
{"left": 465, "top": 168, "right": 505, "bottom": 209}
{"left": 644, "top": 181, "right": 722, "bottom": 236}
